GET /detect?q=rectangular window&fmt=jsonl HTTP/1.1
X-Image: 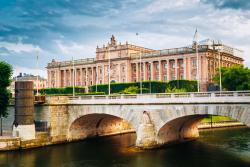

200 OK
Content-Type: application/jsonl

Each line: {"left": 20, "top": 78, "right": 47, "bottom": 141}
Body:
{"left": 133, "top": 66, "right": 136, "bottom": 72}
{"left": 192, "top": 59, "right": 197, "bottom": 67}
{"left": 164, "top": 75, "right": 168, "bottom": 81}
{"left": 179, "top": 61, "right": 183, "bottom": 68}
{"left": 164, "top": 63, "right": 168, "bottom": 69}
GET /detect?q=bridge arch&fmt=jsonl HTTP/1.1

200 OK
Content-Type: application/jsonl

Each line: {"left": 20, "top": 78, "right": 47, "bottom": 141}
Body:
{"left": 155, "top": 104, "right": 250, "bottom": 146}
{"left": 66, "top": 105, "right": 139, "bottom": 141}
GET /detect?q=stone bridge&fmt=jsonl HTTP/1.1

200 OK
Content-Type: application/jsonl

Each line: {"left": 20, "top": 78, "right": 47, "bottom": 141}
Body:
{"left": 46, "top": 91, "right": 250, "bottom": 149}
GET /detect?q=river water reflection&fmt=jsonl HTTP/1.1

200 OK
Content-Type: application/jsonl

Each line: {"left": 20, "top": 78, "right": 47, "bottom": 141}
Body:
{"left": 1, "top": 108, "right": 250, "bottom": 167}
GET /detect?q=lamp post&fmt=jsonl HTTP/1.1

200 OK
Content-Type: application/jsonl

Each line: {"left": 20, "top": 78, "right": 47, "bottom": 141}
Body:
{"left": 212, "top": 41, "right": 223, "bottom": 92}
{"left": 96, "top": 65, "right": 98, "bottom": 92}
{"left": 72, "top": 57, "right": 75, "bottom": 97}
{"left": 136, "top": 33, "right": 142, "bottom": 94}
{"left": 108, "top": 46, "right": 111, "bottom": 95}
{"left": 218, "top": 48, "right": 222, "bottom": 92}
{"left": 36, "top": 51, "right": 39, "bottom": 96}
{"left": 193, "top": 29, "right": 199, "bottom": 92}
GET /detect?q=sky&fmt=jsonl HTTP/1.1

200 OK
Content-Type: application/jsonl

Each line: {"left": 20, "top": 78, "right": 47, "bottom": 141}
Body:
{"left": 0, "top": 0, "right": 250, "bottom": 78}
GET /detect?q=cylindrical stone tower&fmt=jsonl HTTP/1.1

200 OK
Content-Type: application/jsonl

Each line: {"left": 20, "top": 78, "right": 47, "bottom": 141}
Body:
{"left": 12, "top": 81, "right": 36, "bottom": 140}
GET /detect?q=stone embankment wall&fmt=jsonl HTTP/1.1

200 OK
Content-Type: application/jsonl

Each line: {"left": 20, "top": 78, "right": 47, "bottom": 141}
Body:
{"left": 0, "top": 132, "right": 50, "bottom": 151}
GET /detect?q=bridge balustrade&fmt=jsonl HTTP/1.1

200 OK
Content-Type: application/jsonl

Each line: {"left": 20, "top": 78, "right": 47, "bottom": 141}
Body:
{"left": 62, "top": 91, "right": 250, "bottom": 104}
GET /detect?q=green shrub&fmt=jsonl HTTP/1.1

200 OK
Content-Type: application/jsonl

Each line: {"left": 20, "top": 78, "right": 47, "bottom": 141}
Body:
{"left": 167, "top": 80, "right": 197, "bottom": 92}
{"left": 89, "top": 81, "right": 168, "bottom": 94}
{"left": 40, "top": 86, "right": 85, "bottom": 95}
{"left": 165, "top": 87, "right": 187, "bottom": 93}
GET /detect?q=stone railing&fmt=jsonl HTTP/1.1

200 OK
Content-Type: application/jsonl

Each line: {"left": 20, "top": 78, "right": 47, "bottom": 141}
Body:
{"left": 68, "top": 91, "right": 250, "bottom": 100}
{"left": 66, "top": 91, "right": 250, "bottom": 104}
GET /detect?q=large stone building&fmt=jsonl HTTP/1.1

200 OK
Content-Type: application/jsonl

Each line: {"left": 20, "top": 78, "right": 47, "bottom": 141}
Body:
{"left": 47, "top": 35, "right": 244, "bottom": 91}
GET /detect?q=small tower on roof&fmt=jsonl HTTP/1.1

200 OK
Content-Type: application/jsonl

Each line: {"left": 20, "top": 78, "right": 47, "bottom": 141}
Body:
{"left": 110, "top": 35, "right": 117, "bottom": 46}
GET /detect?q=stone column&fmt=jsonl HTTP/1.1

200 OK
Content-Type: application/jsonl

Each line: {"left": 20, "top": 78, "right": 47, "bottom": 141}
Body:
{"left": 175, "top": 59, "right": 178, "bottom": 80}
{"left": 69, "top": 68, "right": 72, "bottom": 86}
{"left": 102, "top": 65, "right": 105, "bottom": 84}
{"left": 79, "top": 68, "right": 82, "bottom": 86}
{"left": 63, "top": 70, "right": 66, "bottom": 87}
{"left": 126, "top": 62, "right": 129, "bottom": 82}
{"left": 150, "top": 62, "right": 154, "bottom": 81}
{"left": 166, "top": 59, "right": 170, "bottom": 81}
{"left": 47, "top": 70, "right": 50, "bottom": 88}
{"left": 85, "top": 67, "right": 88, "bottom": 86}
{"left": 159, "top": 60, "right": 162, "bottom": 81}
{"left": 118, "top": 63, "right": 121, "bottom": 82}
{"left": 188, "top": 57, "right": 191, "bottom": 80}
{"left": 143, "top": 62, "right": 146, "bottom": 81}
{"left": 55, "top": 70, "right": 58, "bottom": 87}
{"left": 96, "top": 66, "right": 99, "bottom": 85}
{"left": 183, "top": 58, "right": 186, "bottom": 79}
{"left": 91, "top": 67, "right": 94, "bottom": 86}
{"left": 136, "top": 63, "right": 139, "bottom": 82}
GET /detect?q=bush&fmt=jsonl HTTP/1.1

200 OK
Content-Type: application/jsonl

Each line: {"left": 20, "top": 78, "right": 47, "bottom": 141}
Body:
{"left": 167, "top": 80, "right": 197, "bottom": 92}
{"left": 118, "top": 86, "right": 149, "bottom": 94}
{"left": 89, "top": 81, "right": 168, "bottom": 94}
{"left": 79, "top": 92, "right": 105, "bottom": 95}
{"left": 165, "top": 87, "right": 187, "bottom": 93}
{"left": 40, "top": 86, "right": 85, "bottom": 95}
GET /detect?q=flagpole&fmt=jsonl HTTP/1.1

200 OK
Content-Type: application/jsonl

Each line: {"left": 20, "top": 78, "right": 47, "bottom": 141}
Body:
{"left": 72, "top": 57, "right": 75, "bottom": 97}
{"left": 36, "top": 51, "right": 39, "bottom": 95}
{"left": 219, "top": 49, "right": 222, "bottom": 92}
{"left": 96, "top": 64, "right": 98, "bottom": 92}
{"left": 136, "top": 33, "right": 142, "bottom": 94}
{"left": 108, "top": 46, "right": 111, "bottom": 95}
{"left": 194, "top": 29, "right": 200, "bottom": 92}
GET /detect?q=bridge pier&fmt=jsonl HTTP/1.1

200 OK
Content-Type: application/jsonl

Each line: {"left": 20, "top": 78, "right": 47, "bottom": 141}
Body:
{"left": 136, "top": 123, "right": 158, "bottom": 149}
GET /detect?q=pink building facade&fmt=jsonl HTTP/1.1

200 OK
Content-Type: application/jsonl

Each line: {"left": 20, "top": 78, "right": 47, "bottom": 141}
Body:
{"left": 47, "top": 36, "right": 244, "bottom": 91}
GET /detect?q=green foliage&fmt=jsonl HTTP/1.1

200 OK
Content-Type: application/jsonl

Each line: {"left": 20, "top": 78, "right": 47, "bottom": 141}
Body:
{"left": 0, "top": 89, "right": 11, "bottom": 117}
{"left": 167, "top": 80, "right": 198, "bottom": 92}
{"left": 120, "top": 86, "right": 139, "bottom": 94}
{"left": 89, "top": 81, "right": 167, "bottom": 94}
{"left": 40, "top": 86, "right": 85, "bottom": 95}
{"left": 0, "top": 61, "right": 13, "bottom": 118}
{"left": 201, "top": 115, "right": 234, "bottom": 123}
{"left": 213, "top": 65, "right": 250, "bottom": 91}
{"left": 78, "top": 92, "right": 105, "bottom": 95}
{"left": 165, "top": 87, "right": 187, "bottom": 93}
{"left": 45, "top": 92, "right": 105, "bottom": 96}
{"left": 0, "top": 61, "right": 13, "bottom": 88}
{"left": 118, "top": 86, "right": 149, "bottom": 94}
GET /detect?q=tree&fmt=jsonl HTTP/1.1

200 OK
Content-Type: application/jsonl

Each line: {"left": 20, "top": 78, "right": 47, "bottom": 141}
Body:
{"left": 213, "top": 65, "right": 250, "bottom": 91}
{"left": 0, "top": 61, "right": 13, "bottom": 136}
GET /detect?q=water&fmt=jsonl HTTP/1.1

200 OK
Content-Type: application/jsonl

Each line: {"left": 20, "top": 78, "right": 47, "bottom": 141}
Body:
{"left": 1, "top": 108, "right": 250, "bottom": 167}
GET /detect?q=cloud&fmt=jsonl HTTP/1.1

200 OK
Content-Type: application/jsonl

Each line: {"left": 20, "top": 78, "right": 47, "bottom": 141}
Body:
{"left": 0, "top": 41, "right": 41, "bottom": 53}
{"left": 201, "top": 0, "right": 250, "bottom": 10}
{"left": 139, "top": 0, "right": 199, "bottom": 14}
{"left": 1, "top": 0, "right": 250, "bottom": 80}
{"left": 54, "top": 40, "right": 96, "bottom": 59}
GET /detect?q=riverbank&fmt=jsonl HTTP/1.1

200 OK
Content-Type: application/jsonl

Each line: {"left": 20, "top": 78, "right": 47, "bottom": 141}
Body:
{"left": 198, "top": 121, "right": 245, "bottom": 129}
{"left": 0, "top": 121, "right": 245, "bottom": 151}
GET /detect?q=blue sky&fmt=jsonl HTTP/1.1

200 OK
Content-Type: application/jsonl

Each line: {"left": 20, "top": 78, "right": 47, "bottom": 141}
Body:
{"left": 0, "top": 0, "right": 250, "bottom": 77}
